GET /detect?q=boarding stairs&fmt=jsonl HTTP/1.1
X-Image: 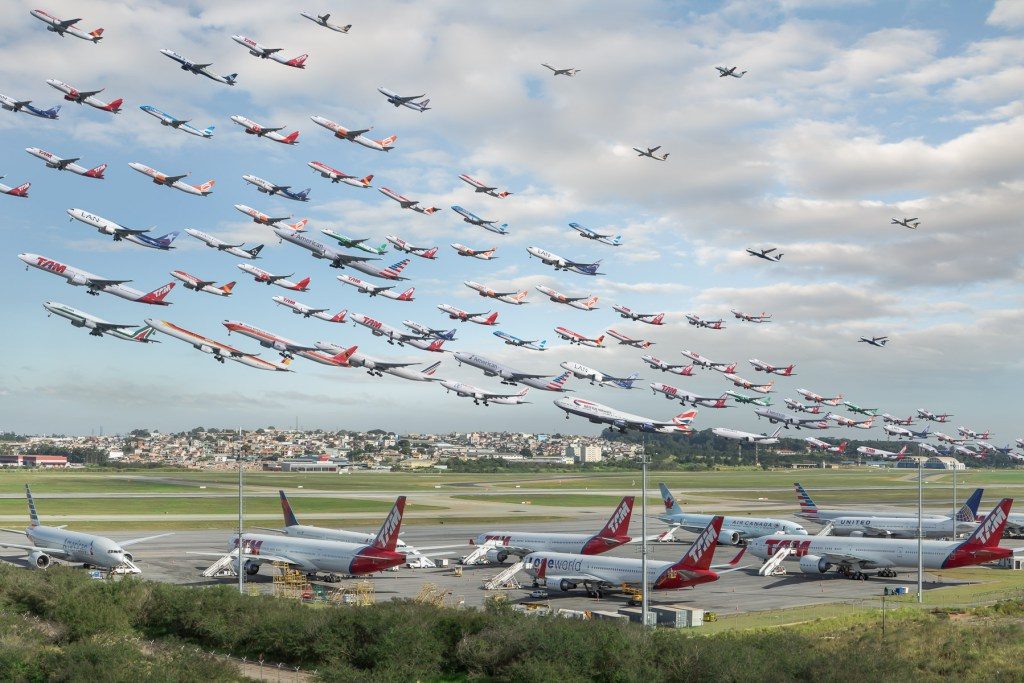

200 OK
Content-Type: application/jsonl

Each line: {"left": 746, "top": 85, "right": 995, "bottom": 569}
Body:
{"left": 202, "top": 549, "right": 240, "bottom": 577}
{"left": 483, "top": 561, "right": 525, "bottom": 590}
{"left": 404, "top": 545, "right": 436, "bottom": 568}
{"left": 656, "top": 526, "right": 680, "bottom": 542}
{"left": 758, "top": 542, "right": 794, "bottom": 576}
{"left": 461, "top": 540, "right": 498, "bottom": 565}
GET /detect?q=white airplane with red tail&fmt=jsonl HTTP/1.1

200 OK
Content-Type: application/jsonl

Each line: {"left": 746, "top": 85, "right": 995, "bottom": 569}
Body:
{"left": 230, "top": 115, "right": 299, "bottom": 144}
{"left": 555, "top": 327, "right": 604, "bottom": 347}
{"left": 308, "top": 161, "right": 372, "bottom": 187}
{"left": 452, "top": 243, "right": 496, "bottom": 260}
{"left": 171, "top": 271, "right": 234, "bottom": 297}
{"left": 338, "top": 274, "right": 414, "bottom": 301}
{"left": 379, "top": 187, "right": 437, "bottom": 213}
{"left": 387, "top": 235, "right": 437, "bottom": 259}
{"left": 613, "top": 305, "right": 664, "bottom": 324}
{"left": 749, "top": 359, "right": 796, "bottom": 376}
{"left": 236, "top": 264, "right": 310, "bottom": 291}
{"left": 231, "top": 35, "right": 307, "bottom": 68}
{"left": 272, "top": 296, "right": 347, "bottom": 322}
{"left": 642, "top": 355, "right": 695, "bottom": 375}
{"left": 606, "top": 329, "right": 653, "bottom": 348}
{"left": 45, "top": 79, "right": 121, "bottom": 112}
{"left": 437, "top": 305, "right": 498, "bottom": 325}
{"left": 798, "top": 388, "right": 843, "bottom": 405}
{"left": 30, "top": 10, "right": 104, "bottom": 42}
{"left": 458, "top": 174, "right": 511, "bottom": 198}
{"left": 311, "top": 116, "right": 395, "bottom": 151}
{"left": 25, "top": 148, "right": 105, "bottom": 178}
{"left": 20, "top": 253, "right": 173, "bottom": 305}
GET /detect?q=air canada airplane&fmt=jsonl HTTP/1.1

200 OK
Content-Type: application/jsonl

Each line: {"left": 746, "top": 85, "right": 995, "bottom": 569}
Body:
{"left": 659, "top": 483, "right": 805, "bottom": 542}
{"left": 716, "top": 66, "right": 746, "bottom": 78}
{"left": 299, "top": 12, "right": 351, "bottom": 33}
{"left": 747, "top": 247, "right": 782, "bottom": 261}
{"left": 891, "top": 217, "right": 920, "bottom": 229}
{"left": 43, "top": 302, "right": 158, "bottom": 343}
{"left": 555, "top": 396, "right": 696, "bottom": 434}
{"left": 859, "top": 335, "right": 889, "bottom": 347}
{"left": 379, "top": 88, "right": 430, "bottom": 112}
{"left": 541, "top": 64, "right": 581, "bottom": 76}
{"left": 30, "top": 10, "right": 104, "bottom": 42}
{"left": 633, "top": 145, "right": 668, "bottom": 160}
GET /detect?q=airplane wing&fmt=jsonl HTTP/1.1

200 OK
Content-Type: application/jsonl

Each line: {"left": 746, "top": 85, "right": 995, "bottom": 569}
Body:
{"left": 347, "top": 128, "right": 372, "bottom": 137}
{"left": 164, "top": 174, "right": 189, "bottom": 185}
{"left": 262, "top": 48, "right": 284, "bottom": 56}
{"left": 78, "top": 89, "right": 103, "bottom": 99}
{"left": 56, "top": 157, "right": 80, "bottom": 168}
{"left": 259, "top": 126, "right": 285, "bottom": 135}
{"left": 113, "top": 227, "right": 151, "bottom": 236}
{"left": 818, "top": 550, "right": 893, "bottom": 568}
{"left": 118, "top": 532, "right": 174, "bottom": 547}
{"left": 374, "top": 360, "right": 418, "bottom": 370}
{"left": 0, "top": 540, "right": 69, "bottom": 559}
{"left": 763, "top": 247, "right": 777, "bottom": 254}
{"left": 194, "top": 63, "right": 214, "bottom": 70}
{"left": 284, "top": 343, "right": 319, "bottom": 352}
{"left": 93, "top": 321, "right": 137, "bottom": 332}
{"left": 649, "top": 146, "right": 661, "bottom": 152}
{"left": 188, "top": 550, "right": 316, "bottom": 572}
{"left": 85, "top": 278, "right": 131, "bottom": 288}
{"left": 491, "top": 290, "right": 519, "bottom": 298}
{"left": 395, "top": 94, "right": 426, "bottom": 103}
{"left": 59, "top": 17, "right": 83, "bottom": 27}
{"left": 333, "top": 253, "right": 377, "bottom": 263}
{"left": 217, "top": 242, "right": 245, "bottom": 250}
{"left": 511, "top": 371, "right": 550, "bottom": 380}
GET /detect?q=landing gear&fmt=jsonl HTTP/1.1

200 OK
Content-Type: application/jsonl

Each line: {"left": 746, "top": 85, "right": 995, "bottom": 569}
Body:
{"left": 877, "top": 568, "right": 898, "bottom": 578}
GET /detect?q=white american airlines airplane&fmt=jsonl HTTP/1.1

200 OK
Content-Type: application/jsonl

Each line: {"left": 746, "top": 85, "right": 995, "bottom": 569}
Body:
{"left": 20, "top": 253, "right": 174, "bottom": 305}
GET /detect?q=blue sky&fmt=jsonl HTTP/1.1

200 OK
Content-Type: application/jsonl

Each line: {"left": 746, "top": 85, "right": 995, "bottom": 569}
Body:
{"left": 1, "top": 0, "right": 1023, "bottom": 440}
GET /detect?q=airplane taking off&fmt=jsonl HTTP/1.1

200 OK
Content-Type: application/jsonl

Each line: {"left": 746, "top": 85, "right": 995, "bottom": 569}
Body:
{"left": 452, "top": 243, "right": 497, "bottom": 260}
{"left": 555, "top": 327, "right": 605, "bottom": 347}
{"left": 785, "top": 398, "right": 821, "bottom": 414}
{"left": 146, "top": 319, "right": 293, "bottom": 370}
{"left": 0, "top": 93, "right": 59, "bottom": 119}
{"left": 378, "top": 87, "right": 430, "bottom": 112}
{"left": 337, "top": 274, "right": 414, "bottom": 301}
{"left": 452, "top": 206, "right": 508, "bottom": 234}
{"left": 231, "top": 35, "right": 307, "bottom": 68}
{"left": 321, "top": 230, "right": 387, "bottom": 255}
{"left": 160, "top": 49, "right": 237, "bottom": 85}
{"left": 561, "top": 362, "right": 641, "bottom": 390}
{"left": 310, "top": 342, "right": 440, "bottom": 380}
{"left": 883, "top": 413, "right": 915, "bottom": 426}
{"left": 379, "top": 187, "right": 438, "bottom": 213}
{"left": 300, "top": 12, "right": 351, "bottom": 33}
{"left": 140, "top": 105, "right": 214, "bottom": 138}
{"left": 437, "top": 305, "right": 499, "bottom": 325}
{"left": 917, "top": 408, "right": 953, "bottom": 423}
{"left": 797, "top": 388, "right": 843, "bottom": 405}
{"left": 747, "top": 247, "right": 782, "bottom": 261}
{"left": 642, "top": 356, "right": 695, "bottom": 376}
{"left": 731, "top": 310, "right": 772, "bottom": 323}
{"left": 882, "top": 423, "right": 929, "bottom": 439}
{"left": 231, "top": 115, "right": 299, "bottom": 144}
{"left": 308, "top": 162, "right": 372, "bottom": 188}
{"left": 555, "top": 396, "right": 697, "bottom": 434}
{"left": 452, "top": 352, "right": 549, "bottom": 385}
{"left": 716, "top": 66, "right": 746, "bottom": 78}
{"left": 171, "top": 271, "right": 234, "bottom": 297}
{"left": 274, "top": 228, "right": 379, "bottom": 270}
{"left": 243, "top": 174, "right": 309, "bottom": 202}
{"left": 223, "top": 320, "right": 316, "bottom": 359}
{"left": 233, "top": 204, "right": 300, "bottom": 227}
{"left": 465, "top": 281, "right": 528, "bottom": 305}
{"left": 659, "top": 483, "right": 805, "bottom": 542}
{"left": 723, "top": 374, "right": 774, "bottom": 394}
{"left": 25, "top": 148, "right": 105, "bottom": 178}
{"left": 686, "top": 314, "right": 724, "bottom": 330}
{"left": 633, "top": 146, "right": 668, "bottom": 160}
{"left": 857, "top": 444, "right": 908, "bottom": 460}
{"left": 0, "top": 486, "right": 172, "bottom": 573}
{"left": 441, "top": 381, "right": 529, "bottom": 406}
{"left": 386, "top": 235, "right": 437, "bottom": 259}
{"left": 827, "top": 413, "right": 875, "bottom": 429}
{"left": 493, "top": 331, "right": 546, "bottom": 351}
{"left": 43, "top": 302, "right": 158, "bottom": 343}
{"left": 185, "top": 229, "right": 264, "bottom": 260}
{"left": 859, "top": 335, "right": 889, "bottom": 347}
{"left": 67, "top": 208, "right": 177, "bottom": 251}
{"left": 613, "top": 305, "right": 664, "bottom": 324}
{"left": 650, "top": 384, "right": 728, "bottom": 408}
{"left": 605, "top": 329, "right": 653, "bottom": 349}
{"left": 754, "top": 408, "right": 829, "bottom": 430}
{"left": 748, "top": 359, "right": 796, "bottom": 376}
{"left": 310, "top": 116, "right": 396, "bottom": 151}
{"left": 891, "top": 217, "right": 920, "bottom": 229}
{"left": 527, "top": 246, "right": 603, "bottom": 275}
{"left": 459, "top": 174, "right": 511, "bottom": 198}
{"left": 843, "top": 402, "right": 878, "bottom": 416}
{"left": 19, "top": 253, "right": 174, "bottom": 305}
{"left": 727, "top": 391, "right": 772, "bottom": 406}
{"left": 681, "top": 350, "right": 736, "bottom": 372}
{"left": 536, "top": 285, "right": 598, "bottom": 310}
{"left": 129, "top": 163, "right": 213, "bottom": 196}
{"left": 237, "top": 264, "right": 310, "bottom": 291}
{"left": 30, "top": 10, "right": 104, "bottom": 42}
{"left": 958, "top": 426, "right": 991, "bottom": 441}
{"left": 570, "top": 222, "right": 621, "bottom": 246}
{"left": 936, "top": 431, "right": 968, "bottom": 445}
{"left": 712, "top": 426, "right": 783, "bottom": 444}
{"left": 403, "top": 321, "right": 456, "bottom": 341}
{"left": 541, "top": 64, "right": 581, "bottom": 76}
{"left": 273, "top": 296, "right": 347, "bottom": 322}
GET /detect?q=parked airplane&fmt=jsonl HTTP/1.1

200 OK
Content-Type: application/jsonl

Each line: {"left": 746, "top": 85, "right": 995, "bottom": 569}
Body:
{"left": 25, "top": 148, "right": 105, "bottom": 178}
{"left": 43, "top": 302, "right": 158, "bottom": 343}
{"left": 555, "top": 327, "right": 604, "bottom": 347}
{"left": 541, "top": 64, "right": 581, "bottom": 76}
{"left": 437, "top": 305, "right": 498, "bottom": 325}
{"left": 458, "top": 174, "right": 510, "bottom": 199}
{"left": 0, "top": 93, "right": 59, "bottom": 119}
{"left": 723, "top": 374, "right": 774, "bottom": 394}
{"left": 379, "top": 187, "right": 438, "bottom": 213}
{"left": 66, "top": 208, "right": 177, "bottom": 250}
{"left": 452, "top": 206, "right": 508, "bottom": 234}
{"left": 641, "top": 356, "right": 695, "bottom": 376}
{"left": 236, "top": 264, "right": 310, "bottom": 291}
{"left": 160, "top": 49, "right": 237, "bottom": 85}
{"left": 716, "top": 66, "right": 746, "bottom": 78}
{"left": 918, "top": 409, "right": 953, "bottom": 423}
{"left": 337, "top": 274, "right": 414, "bottom": 301}
{"left": 659, "top": 483, "right": 805, "bottom": 543}
{"left": 857, "top": 444, "right": 908, "bottom": 460}
{"left": 754, "top": 408, "right": 828, "bottom": 429}
{"left": 785, "top": 398, "right": 820, "bottom": 414}
{"left": 726, "top": 391, "right": 772, "bottom": 406}
{"left": 465, "top": 281, "right": 528, "bottom": 305}
{"left": 233, "top": 204, "right": 302, "bottom": 227}
{"left": 561, "top": 362, "right": 640, "bottom": 390}
{"left": 681, "top": 350, "right": 735, "bottom": 372}
{"left": 569, "top": 222, "right": 621, "bottom": 246}
{"left": 793, "top": 483, "right": 948, "bottom": 522}
{"left": 749, "top": 359, "right": 796, "bottom": 376}
{"left": 805, "top": 438, "right": 847, "bottom": 454}
{"left": 140, "top": 105, "right": 213, "bottom": 138}
{"left": 273, "top": 296, "right": 347, "bottom": 322}
{"left": 452, "top": 352, "right": 549, "bottom": 386}
{"left": 320, "top": 230, "right": 387, "bottom": 255}
{"left": 185, "top": 229, "right": 264, "bottom": 259}
{"left": 441, "top": 381, "right": 529, "bottom": 406}
{"left": 452, "top": 243, "right": 497, "bottom": 260}
{"left": 243, "top": 174, "right": 309, "bottom": 202}
{"left": 827, "top": 413, "right": 875, "bottom": 429}
{"left": 843, "top": 402, "right": 878, "bottom": 416}
{"left": 274, "top": 227, "right": 378, "bottom": 270}
{"left": 470, "top": 497, "right": 634, "bottom": 564}
{"left": 650, "top": 384, "right": 727, "bottom": 408}
{"left": 378, "top": 87, "right": 430, "bottom": 112}
{"left": 494, "top": 331, "right": 546, "bottom": 351}
{"left": 310, "top": 116, "right": 395, "bottom": 151}
{"left": 299, "top": 12, "right": 351, "bottom": 33}
{"left": 883, "top": 414, "right": 915, "bottom": 425}
{"left": 891, "top": 217, "right": 920, "bottom": 229}
{"left": 129, "top": 162, "right": 213, "bottom": 196}
{"left": 536, "top": 285, "right": 598, "bottom": 310}
{"left": 231, "top": 115, "right": 299, "bottom": 144}
{"left": 747, "top": 247, "right": 782, "bottom": 261}
{"left": 30, "top": 10, "right": 104, "bottom": 42}
{"left": 231, "top": 35, "right": 307, "bottom": 68}
{"left": 731, "top": 310, "right": 772, "bottom": 323}
{"left": 308, "top": 161, "right": 371, "bottom": 187}
{"left": 19, "top": 253, "right": 173, "bottom": 305}
{"left": 146, "top": 319, "right": 293, "bottom": 370}
{"left": 798, "top": 388, "right": 843, "bottom": 406}
{"left": 859, "top": 335, "right": 889, "bottom": 347}
{"left": 385, "top": 236, "right": 436, "bottom": 259}
{"left": 613, "top": 305, "right": 664, "bottom": 324}
{"left": 606, "top": 329, "right": 653, "bottom": 348}
{"left": 633, "top": 146, "right": 668, "bottom": 160}
{"left": 555, "top": 397, "right": 696, "bottom": 434}
{"left": 223, "top": 321, "right": 317, "bottom": 359}
{"left": 712, "top": 426, "right": 783, "bottom": 444}
{"left": 171, "top": 271, "right": 234, "bottom": 297}
{"left": 686, "top": 314, "right": 724, "bottom": 330}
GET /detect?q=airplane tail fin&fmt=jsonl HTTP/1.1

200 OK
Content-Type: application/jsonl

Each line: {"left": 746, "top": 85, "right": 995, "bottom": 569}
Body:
{"left": 659, "top": 483, "right": 683, "bottom": 516}
{"left": 225, "top": 74, "right": 238, "bottom": 85}
{"left": 328, "top": 345, "right": 358, "bottom": 366}
{"left": 103, "top": 98, "right": 123, "bottom": 113}
{"left": 289, "top": 219, "right": 309, "bottom": 232}
{"left": 427, "top": 339, "right": 445, "bottom": 352}
{"left": 370, "top": 497, "right": 406, "bottom": 551}
{"left": 672, "top": 516, "right": 723, "bottom": 571}
{"left": 482, "top": 312, "right": 498, "bottom": 325}
{"left": 781, "top": 364, "right": 795, "bottom": 376}
{"left": 152, "top": 231, "right": 180, "bottom": 248}
{"left": 794, "top": 482, "right": 818, "bottom": 515}
{"left": 359, "top": 174, "right": 373, "bottom": 186}
{"left": 279, "top": 490, "right": 300, "bottom": 527}
{"left": 537, "top": 340, "right": 547, "bottom": 350}
{"left": 139, "top": 282, "right": 175, "bottom": 304}
{"left": 246, "top": 244, "right": 264, "bottom": 259}
{"left": 84, "top": 163, "right": 106, "bottom": 179}
{"left": 283, "top": 130, "right": 300, "bottom": 144}
{"left": 549, "top": 371, "right": 571, "bottom": 390}
{"left": 295, "top": 188, "right": 310, "bottom": 200}
{"left": 422, "top": 361, "right": 441, "bottom": 376}
{"left": 422, "top": 247, "right": 437, "bottom": 259}
{"left": 418, "top": 99, "right": 430, "bottom": 111}
{"left": 203, "top": 125, "right": 215, "bottom": 136}
{"left": 651, "top": 313, "right": 665, "bottom": 324}
{"left": 582, "top": 295, "right": 599, "bottom": 309}
{"left": 286, "top": 54, "right": 308, "bottom": 68}
{"left": 23, "top": 485, "right": 42, "bottom": 527}
{"left": 837, "top": 441, "right": 848, "bottom": 454}
{"left": 89, "top": 28, "right": 104, "bottom": 41}
{"left": 389, "top": 259, "right": 411, "bottom": 275}
{"left": 220, "top": 281, "right": 236, "bottom": 295}
{"left": 897, "top": 445, "right": 908, "bottom": 457}
{"left": 198, "top": 179, "right": 215, "bottom": 194}
{"left": 958, "top": 499, "right": 1012, "bottom": 549}
{"left": 960, "top": 488, "right": 985, "bottom": 521}
{"left": 380, "top": 134, "right": 397, "bottom": 148}
{"left": 497, "top": 191, "right": 511, "bottom": 198}
{"left": 397, "top": 287, "right": 415, "bottom": 301}
{"left": 612, "top": 235, "right": 622, "bottom": 245}
{"left": 293, "top": 276, "right": 311, "bottom": 291}
{"left": 594, "top": 334, "right": 605, "bottom": 346}
{"left": 598, "top": 496, "right": 635, "bottom": 538}
{"left": 44, "top": 105, "right": 61, "bottom": 117}
{"left": 7, "top": 182, "right": 30, "bottom": 197}
{"left": 512, "top": 291, "right": 528, "bottom": 303}
{"left": 329, "top": 309, "right": 348, "bottom": 323}
{"left": 722, "top": 363, "right": 737, "bottom": 374}
{"left": 672, "top": 409, "right": 698, "bottom": 425}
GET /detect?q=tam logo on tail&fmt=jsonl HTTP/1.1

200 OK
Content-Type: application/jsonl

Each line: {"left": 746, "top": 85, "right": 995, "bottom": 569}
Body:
{"left": 103, "top": 98, "right": 123, "bottom": 113}
{"left": 371, "top": 496, "right": 406, "bottom": 551}
{"left": 85, "top": 164, "right": 107, "bottom": 179}
{"left": 8, "top": 183, "right": 30, "bottom": 197}
{"left": 141, "top": 282, "right": 175, "bottom": 303}
{"left": 600, "top": 496, "right": 635, "bottom": 536}
{"left": 291, "top": 277, "right": 311, "bottom": 291}
{"left": 397, "top": 287, "right": 415, "bottom": 301}
{"left": 676, "top": 516, "right": 723, "bottom": 570}
{"left": 287, "top": 54, "right": 308, "bottom": 68}
{"left": 330, "top": 309, "right": 348, "bottom": 323}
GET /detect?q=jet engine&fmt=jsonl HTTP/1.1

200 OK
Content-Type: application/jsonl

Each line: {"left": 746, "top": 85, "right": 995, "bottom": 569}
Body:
{"left": 69, "top": 273, "right": 89, "bottom": 286}
{"left": 799, "top": 555, "right": 832, "bottom": 574}
{"left": 549, "top": 577, "right": 577, "bottom": 592}
{"left": 485, "top": 549, "right": 509, "bottom": 564}
{"left": 718, "top": 529, "right": 742, "bottom": 546}
{"left": 28, "top": 550, "right": 51, "bottom": 569}
{"left": 234, "top": 558, "right": 260, "bottom": 575}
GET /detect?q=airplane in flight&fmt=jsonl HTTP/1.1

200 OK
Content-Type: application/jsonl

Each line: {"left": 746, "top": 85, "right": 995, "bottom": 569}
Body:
{"left": 857, "top": 444, "right": 908, "bottom": 459}
{"left": 748, "top": 498, "right": 1015, "bottom": 580}
{"left": 233, "top": 204, "right": 302, "bottom": 228}
{"left": 641, "top": 355, "right": 695, "bottom": 376}
{"left": 274, "top": 227, "right": 380, "bottom": 270}
{"left": 859, "top": 335, "right": 889, "bottom": 347}
{"left": 452, "top": 206, "right": 509, "bottom": 234}
{"left": 727, "top": 391, "right": 772, "bottom": 406}
{"left": 378, "top": 87, "right": 430, "bottom": 112}
{"left": 310, "top": 116, "right": 396, "bottom": 151}
{"left": 465, "top": 281, "right": 528, "bottom": 305}
{"left": 748, "top": 359, "right": 796, "bottom": 376}
{"left": 243, "top": 174, "right": 309, "bottom": 202}
{"left": 827, "top": 413, "right": 875, "bottom": 429}
{"left": 344, "top": 257, "right": 412, "bottom": 281}
{"left": 43, "top": 302, "right": 158, "bottom": 343}
{"left": 612, "top": 305, "right": 664, "bottom": 324}
{"left": 321, "top": 230, "right": 387, "bottom": 255}
{"left": 569, "top": 222, "right": 621, "bottom": 246}
{"left": 650, "top": 384, "right": 728, "bottom": 408}
{"left": 160, "top": 49, "right": 237, "bottom": 85}
{"left": 19, "top": 253, "right": 174, "bottom": 305}
{"left": 231, "top": 115, "right": 299, "bottom": 144}
{"left": 436, "top": 305, "right": 499, "bottom": 325}
{"left": 140, "top": 105, "right": 214, "bottom": 138}
{"left": 797, "top": 388, "right": 843, "bottom": 405}
{"left": 936, "top": 431, "right": 968, "bottom": 445}
{"left": 555, "top": 397, "right": 697, "bottom": 434}
{"left": 633, "top": 146, "right": 668, "bottom": 160}
{"left": 785, "top": 398, "right": 821, "bottom": 414}
{"left": 723, "top": 374, "right": 774, "bottom": 394}
{"left": 0, "top": 93, "right": 60, "bottom": 119}
{"left": 602, "top": 331, "right": 651, "bottom": 350}
{"left": 747, "top": 247, "right": 783, "bottom": 261}
{"left": 379, "top": 187, "right": 438, "bottom": 213}
{"left": 686, "top": 314, "right": 724, "bottom": 330}
{"left": 882, "top": 423, "right": 929, "bottom": 439}
{"left": 917, "top": 408, "right": 953, "bottom": 423}
{"left": 659, "top": 483, "right": 805, "bottom": 542}
{"left": 681, "top": 350, "right": 736, "bottom": 372}
{"left": 300, "top": 12, "right": 352, "bottom": 33}
{"left": 308, "top": 343, "right": 441, "bottom": 380}
{"left": 308, "top": 161, "right": 372, "bottom": 188}
{"left": 716, "top": 66, "right": 746, "bottom": 78}
{"left": 891, "top": 217, "right": 920, "bottom": 229}
{"left": 731, "top": 310, "right": 772, "bottom": 323}
{"left": 337, "top": 274, "right": 414, "bottom": 301}
{"left": 560, "top": 362, "right": 641, "bottom": 390}
{"left": 541, "top": 63, "right": 581, "bottom": 76}
{"left": 25, "top": 148, "right": 105, "bottom": 178}
{"left": 185, "top": 229, "right": 264, "bottom": 259}
{"left": 30, "top": 10, "right": 104, "bottom": 42}
{"left": 452, "top": 352, "right": 551, "bottom": 386}
{"left": 231, "top": 35, "right": 307, "bottom": 68}
{"left": 452, "top": 243, "right": 497, "bottom": 260}
{"left": 440, "top": 381, "right": 529, "bottom": 406}
{"left": 272, "top": 296, "right": 347, "bottom": 322}
{"left": 45, "top": 79, "right": 122, "bottom": 113}
{"left": 386, "top": 236, "right": 437, "bottom": 259}
{"left": 882, "top": 413, "right": 915, "bottom": 425}
{"left": 223, "top": 321, "right": 317, "bottom": 359}
{"left": 754, "top": 408, "right": 829, "bottom": 430}
{"left": 171, "top": 271, "right": 235, "bottom": 297}
{"left": 843, "top": 402, "right": 878, "bottom": 416}
{"left": 0, "top": 486, "right": 171, "bottom": 573}
{"left": 712, "top": 426, "right": 783, "bottom": 444}
{"left": 402, "top": 321, "right": 456, "bottom": 341}
{"left": 129, "top": 163, "right": 213, "bottom": 196}
{"left": 958, "top": 426, "right": 991, "bottom": 441}
{"left": 469, "top": 497, "right": 634, "bottom": 564}
{"left": 527, "top": 247, "right": 603, "bottom": 275}
{"left": 536, "top": 285, "right": 598, "bottom": 310}
{"left": 555, "top": 327, "right": 605, "bottom": 347}
{"left": 493, "top": 331, "right": 546, "bottom": 351}
{"left": 459, "top": 174, "right": 511, "bottom": 198}
{"left": 66, "top": 208, "right": 177, "bottom": 250}
{"left": 236, "top": 264, "right": 310, "bottom": 291}
{"left": 350, "top": 313, "right": 428, "bottom": 346}
{"left": 146, "top": 319, "right": 293, "bottom": 370}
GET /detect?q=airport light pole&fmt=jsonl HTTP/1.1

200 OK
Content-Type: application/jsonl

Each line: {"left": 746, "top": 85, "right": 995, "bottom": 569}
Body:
{"left": 917, "top": 456, "right": 923, "bottom": 603}
{"left": 951, "top": 464, "right": 958, "bottom": 540}
{"left": 641, "top": 431, "right": 649, "bottom": 627}
{"left": 238, "top": 430, "right": 245, "bottom": 596}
